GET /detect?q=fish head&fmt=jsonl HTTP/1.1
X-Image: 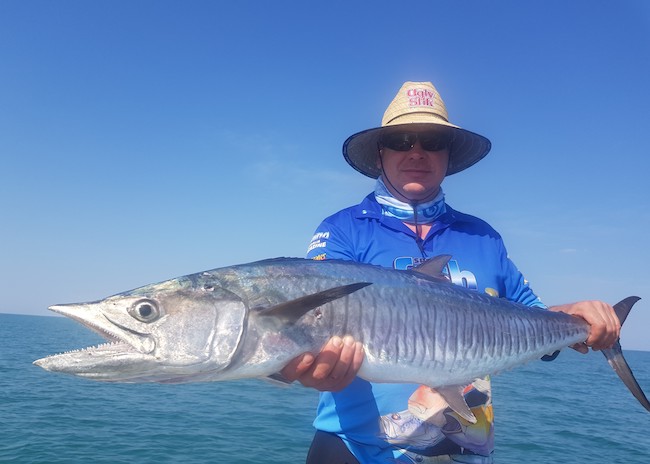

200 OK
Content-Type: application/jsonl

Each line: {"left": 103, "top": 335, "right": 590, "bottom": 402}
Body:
{"left": 33, "top": 276, "right": 248, "bottom": 383}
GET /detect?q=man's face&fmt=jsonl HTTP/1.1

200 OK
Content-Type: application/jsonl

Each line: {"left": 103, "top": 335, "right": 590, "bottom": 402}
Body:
{"left": 377, "top": 130, "right": 450, "bottom": 203}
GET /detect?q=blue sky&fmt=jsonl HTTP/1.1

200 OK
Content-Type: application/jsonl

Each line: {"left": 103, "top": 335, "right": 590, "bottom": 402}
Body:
{"left": 1, "top": 1, "right": 649, "bottom": 350}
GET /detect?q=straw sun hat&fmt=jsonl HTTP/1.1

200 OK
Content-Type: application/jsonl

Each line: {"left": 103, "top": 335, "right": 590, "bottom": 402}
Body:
{"left": 342, "top": 81, "right": 491, "bottom": 177}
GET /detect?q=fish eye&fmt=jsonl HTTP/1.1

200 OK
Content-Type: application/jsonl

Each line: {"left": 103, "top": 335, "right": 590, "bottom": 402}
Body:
{"left": 129, "top": 299, "right": 161, "bottom": 323}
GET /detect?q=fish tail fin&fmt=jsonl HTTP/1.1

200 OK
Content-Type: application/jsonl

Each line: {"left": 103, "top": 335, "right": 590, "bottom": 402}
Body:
{"left": 611, "top": 296, "right": 639, "bottom": 325}
{"left": 601, "top": 296, "right": 650, "bottom": 412}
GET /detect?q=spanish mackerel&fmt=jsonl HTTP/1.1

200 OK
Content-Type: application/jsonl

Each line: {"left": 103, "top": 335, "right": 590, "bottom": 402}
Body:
{"left": 34, "top": 257, "right": 650, "bottom": 421}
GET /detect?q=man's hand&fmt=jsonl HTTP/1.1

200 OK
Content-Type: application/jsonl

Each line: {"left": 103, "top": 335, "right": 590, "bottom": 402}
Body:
{"left": 280, "top": 335, "right": 364, "bottom": 392}
{"left": 549, "top": 300, "right": 621, "bottom": 353}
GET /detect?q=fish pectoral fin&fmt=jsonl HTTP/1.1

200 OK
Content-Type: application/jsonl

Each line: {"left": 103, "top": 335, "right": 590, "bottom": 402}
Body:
{"left": 436, "top": 385, "right": 477, "bottom": 424}
{"left": 264, "top": 373, "right": 293, "bottom": 386}
{"left": 541, "top": 350, "right": 561, "bottom": 362}
{"left": 258, "top": 282, "right": 372, "bottom": 324}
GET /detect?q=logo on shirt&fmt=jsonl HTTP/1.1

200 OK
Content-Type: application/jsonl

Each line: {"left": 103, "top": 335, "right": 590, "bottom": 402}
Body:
{"left": 307, "top": 232, "right": 329, "bottom": 253}
{"left": 393, "top": 256, "right": 478, "bottom": 290}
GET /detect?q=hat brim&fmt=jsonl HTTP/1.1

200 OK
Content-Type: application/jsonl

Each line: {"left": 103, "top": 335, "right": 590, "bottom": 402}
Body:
{"left": 343, "top": 122, "right": 491, "bottom": 177}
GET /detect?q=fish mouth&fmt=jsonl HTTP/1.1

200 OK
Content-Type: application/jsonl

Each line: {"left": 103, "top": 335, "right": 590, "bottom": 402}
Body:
{"left": 33, "top": 303, "right": 155, "bottom": 379}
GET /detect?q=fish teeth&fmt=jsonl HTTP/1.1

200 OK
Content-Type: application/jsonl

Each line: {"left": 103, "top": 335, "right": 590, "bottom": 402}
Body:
{"left": 46, "top": 341, "right": 130, "bottom": 358}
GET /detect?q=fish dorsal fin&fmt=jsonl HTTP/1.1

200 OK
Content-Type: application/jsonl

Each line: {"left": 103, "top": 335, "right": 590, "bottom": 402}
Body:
{"left": 413, "top": 255, "right": 452, "bottom": 282}
{"left": 436, "top": 385, "right": 477, "bottom": 424}
{"left": 257, "top": 282, "right": 372, "bottom": 324}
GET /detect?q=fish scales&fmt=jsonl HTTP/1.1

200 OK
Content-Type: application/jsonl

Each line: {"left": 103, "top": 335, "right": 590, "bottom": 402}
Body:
{"left": 436, "top": 292, "right": 448, "bottom": 371}
{"left": 470, "top": 303, "right": 481, "bottom": 361}
{"left": 415, "top": 295, "right": 429, "bottom": 368}
{"left": 402, "top": 293, "right": 411, "bottom": 364}
{"left": 33, "top": 257, "right": 650, "bottom": 418}
{"left": 497, "top": 307, "right": 509, "bottom": 359}
{"left": 231, "top": 259, "right": 567, "bottom": 384}
{"left": 509, "top": 310, "right": 523, "bottom": 353}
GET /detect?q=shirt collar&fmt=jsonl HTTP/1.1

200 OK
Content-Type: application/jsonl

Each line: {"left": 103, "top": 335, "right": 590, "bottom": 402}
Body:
{"left": 354, "top": 193, "right": 458, "bottom": 225}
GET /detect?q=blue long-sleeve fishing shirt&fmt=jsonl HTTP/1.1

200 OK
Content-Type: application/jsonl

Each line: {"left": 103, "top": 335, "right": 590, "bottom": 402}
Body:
{"left": 305, "top": 193, "right": 544, "bottom": 463}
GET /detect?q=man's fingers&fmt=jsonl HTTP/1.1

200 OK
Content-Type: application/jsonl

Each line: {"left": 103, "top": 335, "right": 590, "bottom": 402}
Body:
{"left": 551, "top": 301, "right": 621, "bottom": 352}
{"left": 328, "top": 336, "right": 357, "bottom": 380}
{"left": 584, "top": 309, "right": 608, "bottom": 349}
{"left": 351, "top": 340, "right": 365, "bottom": 371}
{"left": 279, "top": 336, "right": 365, "bottom": 391}
{"left": 280, "top": 352, "right": 316, "bottom": 382}
{"left": 325, "top": 336, "right": 364, "bottom": 391}
{"left": 585, "top": 302, "right": 620, "bottom": 350}
{"left": 298, "top": 336, "right": 346, "bottom": 390}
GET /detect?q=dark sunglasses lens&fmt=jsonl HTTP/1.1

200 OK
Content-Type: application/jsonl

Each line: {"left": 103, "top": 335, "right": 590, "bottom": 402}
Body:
{"left": 381, "top": 131, "right": 452, "bottom": 152}
{"left": 419, "top": 132, "right": 452, "bottom": 151}
{"left": 380, "top": 133, "right": 417, "bottom": 151}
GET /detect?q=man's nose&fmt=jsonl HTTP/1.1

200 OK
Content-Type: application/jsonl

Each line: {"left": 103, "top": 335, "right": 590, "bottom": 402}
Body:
{"left": 406, "top": 141, "right": 427, "bottom": 158}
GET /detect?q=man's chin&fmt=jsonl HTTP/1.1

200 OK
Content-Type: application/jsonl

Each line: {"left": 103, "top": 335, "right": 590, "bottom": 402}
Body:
{"left": 397, "top": 184, "right": 440, "bottom": 203}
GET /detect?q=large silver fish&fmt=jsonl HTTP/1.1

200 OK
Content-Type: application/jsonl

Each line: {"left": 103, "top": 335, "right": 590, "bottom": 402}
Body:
{"left": 34, "top": 257, "right": 650, "bottom": 422}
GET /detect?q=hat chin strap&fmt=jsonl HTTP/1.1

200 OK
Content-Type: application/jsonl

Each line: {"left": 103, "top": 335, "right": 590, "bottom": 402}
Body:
{"left": 377, "top": 154, "right": 426, "bottom": 245}
{"left": 378, "top": 152, "right": 425, "bottom": 206}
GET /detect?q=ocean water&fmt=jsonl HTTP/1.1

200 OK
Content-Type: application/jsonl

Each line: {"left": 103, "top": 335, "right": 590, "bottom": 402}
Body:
{"left": 1, "top": 313, "right": 649, "bottom": 463}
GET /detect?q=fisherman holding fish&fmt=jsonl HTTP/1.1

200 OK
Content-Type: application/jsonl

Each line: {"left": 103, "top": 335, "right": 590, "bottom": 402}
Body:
{"left": 281, "top": 81, "right": 621, "bottom": 463}
{"left": 34, "top": 80, "right": 640, "bottom": 463}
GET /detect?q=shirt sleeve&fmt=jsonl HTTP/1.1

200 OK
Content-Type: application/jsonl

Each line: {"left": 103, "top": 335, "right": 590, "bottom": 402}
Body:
{"left": 497, "top": 239, "right": 560, "bottom": 361}
{"left": 498, "top": 241, "right": 546, "bottom": 309}
{"left": 305, "top": 219, "right": 356, "bottom": 261}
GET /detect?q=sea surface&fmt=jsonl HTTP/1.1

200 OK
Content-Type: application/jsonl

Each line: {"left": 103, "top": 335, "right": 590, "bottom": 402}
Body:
{"left": 1, "top": 313, "right": 649, "bottom": 463}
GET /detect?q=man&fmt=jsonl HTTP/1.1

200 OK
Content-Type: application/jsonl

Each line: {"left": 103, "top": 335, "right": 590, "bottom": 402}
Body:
{"left": 282, "top": 81, "right": 619, "bottom": 463}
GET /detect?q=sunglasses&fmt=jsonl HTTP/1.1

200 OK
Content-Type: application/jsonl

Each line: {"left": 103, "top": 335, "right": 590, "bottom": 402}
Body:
{"left": 379, "top": 131, "right": 454, "bottom": 152}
